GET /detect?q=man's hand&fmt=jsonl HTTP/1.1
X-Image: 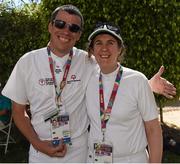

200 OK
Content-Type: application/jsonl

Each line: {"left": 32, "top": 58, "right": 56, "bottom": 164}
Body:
{"left": 149, "top": 66, "right": 176, "bottom": 99}
{"left": 34, "top": 139, "right": 67, "bottom": 157}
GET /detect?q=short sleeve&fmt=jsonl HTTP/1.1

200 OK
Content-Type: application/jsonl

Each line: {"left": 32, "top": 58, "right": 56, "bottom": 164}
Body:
{"left": 2, "top": 58, "right": 28, "bottom": 105}
{"left": 137, "top": 75, "right": 158, "bottom": 121}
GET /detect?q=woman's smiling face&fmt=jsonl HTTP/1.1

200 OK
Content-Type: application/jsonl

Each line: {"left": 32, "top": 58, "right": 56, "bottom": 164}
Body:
{"left": 91, "top": 34, "right": 122, "bottom": 74}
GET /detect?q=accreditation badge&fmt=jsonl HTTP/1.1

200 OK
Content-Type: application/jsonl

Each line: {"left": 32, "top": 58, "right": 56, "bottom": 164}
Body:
{"left": 50, "top": 112, "right": 71, "bottom": 145}
{"left": 93, "top": 141, "right": 113, "bottom": 163}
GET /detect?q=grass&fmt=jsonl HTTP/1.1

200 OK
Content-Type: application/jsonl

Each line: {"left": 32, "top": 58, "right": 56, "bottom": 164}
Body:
{"left": 0, "top": 123, "right": 180, "bottom": 163}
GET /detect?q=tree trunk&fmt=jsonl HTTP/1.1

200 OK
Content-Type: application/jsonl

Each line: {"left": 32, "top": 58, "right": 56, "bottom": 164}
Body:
{"left": 159, "top": 101, "right": 163, "bottom": 123}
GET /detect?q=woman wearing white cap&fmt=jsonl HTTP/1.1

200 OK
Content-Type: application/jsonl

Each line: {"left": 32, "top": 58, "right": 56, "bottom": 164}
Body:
{"left": 86, "top": 22, "right": 163, "bottom": 163}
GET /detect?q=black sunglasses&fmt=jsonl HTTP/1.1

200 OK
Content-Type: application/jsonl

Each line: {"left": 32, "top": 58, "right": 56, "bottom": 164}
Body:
{"left": 53, "top": 19, "right": 81, "bottom": 33}
{"left": 95, "top": 21, "right": 120, "bottom": 34}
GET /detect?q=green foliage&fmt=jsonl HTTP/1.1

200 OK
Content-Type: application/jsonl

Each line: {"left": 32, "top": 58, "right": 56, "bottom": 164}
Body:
{"left": 40, "top": 0, "right": 179, "bottom": 101}
{"left": 0, "top": 2, "right": 46, "bottom": 84}
{"left": 0, "top": 0, "right": 179, "bottom": 105}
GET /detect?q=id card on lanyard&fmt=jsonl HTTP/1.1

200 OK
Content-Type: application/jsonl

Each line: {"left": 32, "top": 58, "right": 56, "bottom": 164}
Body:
{"left": 51, "top": 112, "right": 71, "bottom": 145}
{"left": 46, "top": 46, "right": 73, "bottom": 145}
{"left": 93, "top": 141, "right": 113, "bottom": 163}
{"left": 93, "top": 66, "right": 123, "bottom": 163}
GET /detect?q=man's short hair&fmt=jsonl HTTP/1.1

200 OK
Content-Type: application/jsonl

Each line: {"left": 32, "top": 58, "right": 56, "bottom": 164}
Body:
{"left": 50, "top": 4, "right": 84, "bottom": 29}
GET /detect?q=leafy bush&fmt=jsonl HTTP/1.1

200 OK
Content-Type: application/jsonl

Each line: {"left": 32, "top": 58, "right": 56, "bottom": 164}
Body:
{"left": 0, "top": 0, "right": 179, "bottom": 106}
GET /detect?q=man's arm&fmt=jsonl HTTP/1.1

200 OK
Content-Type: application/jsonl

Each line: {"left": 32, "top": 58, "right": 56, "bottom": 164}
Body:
{"left": 144, "top": 118, "right": 163, "bottom": 163}
{"left": 148, "top": 66, "right": 176, "bottom": 99}
{"left": 12, "top": 101, "right": 67, "bottom": 157}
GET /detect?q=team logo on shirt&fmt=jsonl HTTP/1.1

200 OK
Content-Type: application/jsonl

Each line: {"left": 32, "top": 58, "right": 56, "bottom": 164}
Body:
{"left": 55, "top": 65, "right": 62, "bottom": 74}
{"left": 38, "top": 75, "right": 80, "bottom": 86}
{"left": 39, "top": 78, "right": 54, "bottom": 86}
{"left": 39, "top": 79, "right": 45, "bottom": 86}
{"left": 71, "top": 75, "right": 76, "bottom": 80}
{"left": 67, "top": 74, "right": 81, "bottom": 84}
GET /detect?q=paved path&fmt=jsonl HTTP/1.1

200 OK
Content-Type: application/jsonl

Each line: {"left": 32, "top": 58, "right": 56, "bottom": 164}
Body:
{"left": 162, "top": 106, "right": 180, "bottom": 128}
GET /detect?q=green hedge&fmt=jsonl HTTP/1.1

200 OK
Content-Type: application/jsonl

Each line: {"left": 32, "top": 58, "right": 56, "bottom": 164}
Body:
{"left": 0, "top": 0, "right": 179, "bottom": 105}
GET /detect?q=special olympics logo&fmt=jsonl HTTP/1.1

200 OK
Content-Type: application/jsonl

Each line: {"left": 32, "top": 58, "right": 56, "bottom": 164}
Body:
{"left": 71, "top": 75, "right": 76, "bottom": 80}
{"left": 39, "top": 79, "right": 45, "bottom": 86}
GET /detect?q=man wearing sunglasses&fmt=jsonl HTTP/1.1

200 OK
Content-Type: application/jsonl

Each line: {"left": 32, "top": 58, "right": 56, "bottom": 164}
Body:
{"left": 2, "top": 4, "right": 176, "bottom": 163}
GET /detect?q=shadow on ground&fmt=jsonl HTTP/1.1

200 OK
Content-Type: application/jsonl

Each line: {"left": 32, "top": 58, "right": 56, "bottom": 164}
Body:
{"left": 162, "top": 123, "right": 180, "bottom": 163}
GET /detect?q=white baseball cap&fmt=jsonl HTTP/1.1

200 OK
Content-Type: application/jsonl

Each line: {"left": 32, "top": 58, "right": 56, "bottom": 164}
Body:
{"left": 88, "top": 22, "right": 123, "bottom": 44}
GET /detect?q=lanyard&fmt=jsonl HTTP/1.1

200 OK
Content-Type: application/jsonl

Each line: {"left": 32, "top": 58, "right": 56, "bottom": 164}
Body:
{"left": 47, "top": 47, "right": 73, "bottom": 109}
{"left": 99, "top": 66, "right": 123, "bottom": 141}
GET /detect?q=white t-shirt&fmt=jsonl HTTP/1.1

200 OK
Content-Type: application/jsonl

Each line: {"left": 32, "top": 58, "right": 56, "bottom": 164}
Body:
{"left": 2, "top": 47, "right": 96, "bottom": 162}
{"left": 86, "top": 65, "right": 158, "bottom": 160}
